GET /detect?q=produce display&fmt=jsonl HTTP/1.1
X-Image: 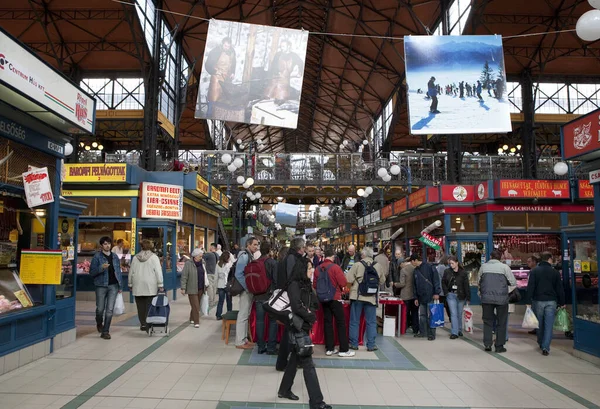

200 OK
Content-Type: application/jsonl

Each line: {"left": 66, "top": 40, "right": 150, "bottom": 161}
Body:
{"left": 0, "top": 294, "right": 22, "bottom": 313}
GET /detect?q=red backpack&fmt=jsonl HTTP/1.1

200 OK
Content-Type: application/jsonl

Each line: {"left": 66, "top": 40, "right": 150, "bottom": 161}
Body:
{"left": 244, "top": 258, "right": 271, "bottom": 295}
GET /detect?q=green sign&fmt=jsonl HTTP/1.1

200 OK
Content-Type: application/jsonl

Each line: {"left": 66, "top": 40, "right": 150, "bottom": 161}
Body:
{"left": 419, "top": 232, "right": 442, "bottom": 250}
{"left": 222, "top": 217, "right": 233, "bottom": 227}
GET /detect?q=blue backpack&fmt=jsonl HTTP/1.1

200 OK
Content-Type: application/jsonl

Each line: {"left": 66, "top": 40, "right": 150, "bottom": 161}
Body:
{"left": 316, "top": 263, "right": 336, "bottom": 302}
{"left": 358, "top": 261, "right": 379, "bottom": 296}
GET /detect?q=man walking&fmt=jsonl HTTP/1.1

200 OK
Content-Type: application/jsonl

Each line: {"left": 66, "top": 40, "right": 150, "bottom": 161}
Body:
{"left": 479, "top": 250, "right": 516, "bottom": 353}
{"left": 313, "top": 248, "right": 354, "bottom": 357}
{"left": 90, "top": 237, "right": 122, "bottom": 340}
{"left": 347, "top": 247, "right": 386, "bottom": 351}
{"left": 410, "top": 254, "right": 441, "bottom": 340}
{"left": 234, "top": 237, "right": 259, "bottom": 349}
{"left": 204, "top": 243, "right": 219, "bottom": 308}
{"left": 341, "top": 244, "right": 360, "bottom": 274}
{"left": 527, "top": 252, "right": 565, "bottom": 356}
{"left": 395, "top": 260, "right": 419, "bottom": 334}
{"left": 255, "top": 241, "right": 279, "bottom": 355}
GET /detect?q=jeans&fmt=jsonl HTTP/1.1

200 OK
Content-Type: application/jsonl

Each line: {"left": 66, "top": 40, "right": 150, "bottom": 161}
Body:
{"left": 235, "top": 290, "right": 254, "bottom": 346}
{"left": 418, "top": 303, "right": 437, "bottom": 338}
{"left": 279, "top": 347, "right": 324, "bottom": 409}
{"left": 322, "top": 300, "right": 349, "bottom": 352}
{"left": 95, "top": 284, "right": 119, "bottom": 334}
{"left": 533, "top": 300, "right": 557, "bottom": 351}
{"left": 349, "top": 300, "right": 377, "bottom": 349}
{"left": 482, "top": 303, "right": 508, "bottom": 348}
{"left": 255, "top": 300, "right": 277, "bottom": 352}
{"left": 216, "top": 288, "right": 232, "bottom": 319}
{"left": 446, "top": 293, "right": 465, "bottom": 335}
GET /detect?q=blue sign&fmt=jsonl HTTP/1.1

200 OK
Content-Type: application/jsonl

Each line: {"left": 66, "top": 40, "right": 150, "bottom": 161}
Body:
{"left": 0, "top": 115, "right": 64, "bottom": 157}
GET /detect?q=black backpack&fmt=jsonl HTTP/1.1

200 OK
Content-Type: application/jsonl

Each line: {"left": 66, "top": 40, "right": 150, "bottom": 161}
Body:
{"left": 358, "top": 261, "right": 379, "bottom": 296}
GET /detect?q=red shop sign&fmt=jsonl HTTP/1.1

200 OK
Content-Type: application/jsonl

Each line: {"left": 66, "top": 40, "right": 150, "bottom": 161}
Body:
{"left": 496, "top": 180, "right": 570, "bottom": 199}
{"left": 578, "top": 180, "right": 594, "bottom": 199}
{"left": 409, "top": 188, "right": 427, "bottom": 208}
{"left": 482, "top": 204, "right": 594, "bottom": 213}
{"left": 381, "top": 204, "right": 393, "bottom": 219}
{"left": 562, "top": 108, "right": 600, "bottom": 160}
{"left": 393, "top": 197, "right": 407, "bottom": 215}
{"left": 440, "top": 185, "right": 475, "bottom": 202}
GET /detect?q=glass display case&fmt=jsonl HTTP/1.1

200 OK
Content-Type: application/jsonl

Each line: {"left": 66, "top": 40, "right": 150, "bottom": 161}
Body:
{"left": 572, "top": 239, "right": 599, "bottom": 324}
{"left": 0, "top": 268, "right": 34, "bottom": 315}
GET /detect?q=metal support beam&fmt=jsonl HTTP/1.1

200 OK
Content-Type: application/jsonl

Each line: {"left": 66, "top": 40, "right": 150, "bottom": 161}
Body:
{"left": 447, "top": 135, "right": 462, "bottom": 184}
{"left": 521, "top": 70, "right": 537, "bottom": 179}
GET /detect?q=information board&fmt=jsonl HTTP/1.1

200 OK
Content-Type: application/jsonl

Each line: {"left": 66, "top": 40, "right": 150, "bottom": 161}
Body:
{"left": 19, "top": 250, "right": 62, "bottom": 285}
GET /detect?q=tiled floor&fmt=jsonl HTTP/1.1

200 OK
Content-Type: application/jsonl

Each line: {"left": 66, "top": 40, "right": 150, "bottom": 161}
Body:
{"left": 0, "top": 300, "right": 599, "bottom": 409}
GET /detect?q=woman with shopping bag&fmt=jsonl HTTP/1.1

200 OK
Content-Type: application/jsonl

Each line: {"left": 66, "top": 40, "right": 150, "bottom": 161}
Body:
{"left": 181, "top": 248, "right": 209, "bottom": 328}
{"left": 442, "top": 256, "right": 470, "bottom": 339}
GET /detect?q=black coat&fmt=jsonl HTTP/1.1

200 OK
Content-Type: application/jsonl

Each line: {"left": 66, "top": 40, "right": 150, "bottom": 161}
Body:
{"left": 442, "top": 267, "right": 471, "bottom": 302}
{"left": 287, "top": 280, "right": 318, "bottom": 332}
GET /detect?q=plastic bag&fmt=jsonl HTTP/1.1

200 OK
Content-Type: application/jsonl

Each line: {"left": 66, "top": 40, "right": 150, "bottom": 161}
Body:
{"left": 522, "top": 306, "right": 539, "bottom": 329}
{"left": 429, "top": 301, "right": 445, "bottom": 328}
{"left": 463, "top": 306, "right": 474, "bottom": 333}
{"left": 200, "top": 293, "right": 209, "bottom": 316}
{"left": 114, "top": 292, "right": 125, "bottom": 316}
{"left": 553, "top": 308, "right": 572, "bottom": 332}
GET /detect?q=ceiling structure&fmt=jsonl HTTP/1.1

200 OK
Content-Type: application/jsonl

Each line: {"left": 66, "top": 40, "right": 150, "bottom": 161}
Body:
{"left": 0, "top": 0, "right": 599, "bottom": 154}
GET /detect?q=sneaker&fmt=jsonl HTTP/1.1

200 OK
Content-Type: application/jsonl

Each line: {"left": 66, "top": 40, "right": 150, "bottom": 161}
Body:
{"left": 236, "top": 343, "right": 253, "bottom": 350}
{"left": 484, "top": 346, "right": 492, "bottom": 352}
{"left": 190, "top": 320, "right": 194, "bottom": 325}
{"left": 325, "top": 348, "right": 338, "bottom": 356}
{"left": 100, "top": 333, "right": 111, "bottom": 340}
{"left": 542, "top": 349, "right": 549, "bottom": 356}
{"left": 367, "top": 346, "right": 379, "bottom": 352}
{"left": 194, "top": 324, "right": 200, "bottom": 328}
{"left": 349, "top": 345, "right": 359, "bottom": 350}
{"left": 216, "top": 317, "right": 223, "bottom": 321}
{"left": 338, "top": 351, "right": 356, "bottom": 357}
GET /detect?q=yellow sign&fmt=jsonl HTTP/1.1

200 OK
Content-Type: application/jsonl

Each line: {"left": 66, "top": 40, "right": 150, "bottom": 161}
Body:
{"left": 63, "top": 164, "right": 127, "bottom": 183}
{"left": 131, "top": 218, "right": 136, "bottom": 255}
{"left": 196, "top": 175, "right": 209, "bottom": 197}
{"left": 19, "top": 250, "right": 62, "bottom": 285}
{"left": 582, "top": 261, "right": 591, "bottom": 272}
{"left": 221, "top": 192, "right": 229, "bottom": 209}
{"left": 61, "top": 190, "right": 138, "bottom": 197}
{"left": 210, "top": 186, "right": 220, "bottom": 204}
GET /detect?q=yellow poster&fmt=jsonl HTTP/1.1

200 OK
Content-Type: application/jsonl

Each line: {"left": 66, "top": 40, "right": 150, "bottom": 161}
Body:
{"left": 14, "top": 290, "right": 33, "bottom": 307}
{"left": 582, "top": 261, "right": 591, "bottom": 272}
{"left": 19, "top": 250, "right": 63, "bottom": 285}
{"left": 130, "top": 218, "right": 137, "bottom": 255}
{"left": 63, "top": 164, "right": 127, "bottom": 183}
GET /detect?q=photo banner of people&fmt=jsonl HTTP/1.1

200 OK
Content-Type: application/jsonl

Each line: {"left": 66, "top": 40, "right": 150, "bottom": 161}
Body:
{"left": 404, "top": 35, "right": 512, "bottom": 135}
{"left": 195, "top": 20, "right": 309, "bottom": 129}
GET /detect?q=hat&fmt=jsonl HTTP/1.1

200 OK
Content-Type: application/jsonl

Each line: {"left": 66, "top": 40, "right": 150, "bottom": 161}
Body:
{"left": 191, "top": 248, "right": 204, "bottom": 258}
{"left": 407, "top": 254, "right": 420, "bottom": 262}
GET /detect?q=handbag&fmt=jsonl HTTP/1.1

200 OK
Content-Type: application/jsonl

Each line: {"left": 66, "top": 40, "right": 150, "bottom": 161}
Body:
{"left": 289, "top": 330, "right": 314, "bottom": 357}
{"left": 508, "top": 287, "right": 521, "bottom": 303}
{"left": 226, "top": 276, "right": 244, "bottom": 296}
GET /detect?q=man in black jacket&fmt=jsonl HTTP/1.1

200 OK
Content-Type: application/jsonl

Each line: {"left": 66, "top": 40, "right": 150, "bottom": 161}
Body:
{"left": 341, "top": 244, "right": 360, "bottom": 274}
{"left": 526, "top": 252, "right": 565, "bottom": 356}
{"left": 276, "top": 237, "right": 306, "bottom": 371}
{"left": 410, "top": 254, "right": 441, "bottom": 340}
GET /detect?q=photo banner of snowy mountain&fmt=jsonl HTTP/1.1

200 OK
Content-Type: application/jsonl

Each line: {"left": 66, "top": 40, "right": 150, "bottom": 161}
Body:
{"left": 195, "top": 20, "right": 309, "bottom": 129}
{"left": 404, "top": 35, "right": 512, "bottom": 135}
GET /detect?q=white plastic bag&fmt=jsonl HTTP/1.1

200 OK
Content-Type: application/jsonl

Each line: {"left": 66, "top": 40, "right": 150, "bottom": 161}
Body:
{"left": 522, "top": 306, "right": 539, "bottom": 329}
{"left": 114, "top": 292, "right": 125, "bottom": 315}
{"left": 463, "top": 306, "right": 474, "bottom": 333}
{"left": 200, "top": 293, "right": 209, "bottom": 316}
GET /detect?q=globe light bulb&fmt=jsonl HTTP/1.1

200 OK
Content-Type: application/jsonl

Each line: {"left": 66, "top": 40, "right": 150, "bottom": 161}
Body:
{"left": 502, "top": 144, "right": 509, "bottom": 151}
{"left": 84, "top": 145, "right": 91, "bottom": 151}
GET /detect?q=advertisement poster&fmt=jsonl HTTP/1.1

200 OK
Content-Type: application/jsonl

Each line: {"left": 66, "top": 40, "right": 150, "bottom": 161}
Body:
{"left": 404, "top": 35, "right": 511, "bottom": 135}
{"left": 195, "top": 20, "right": 309, "bottom": 129}
{"left": 275, "top": 203, "right": 299, "bottom": 226}
{"left": 22, "top": 167, "right": 54, "bottom": 208}
{"left": 0, "top": 268, "right": 34, "bottom": 315}
{"left": 496, "top": 180, "right": 570, "bottom": 199}
{"left": 139, "top": 182, "right": 183, "bottom": 220}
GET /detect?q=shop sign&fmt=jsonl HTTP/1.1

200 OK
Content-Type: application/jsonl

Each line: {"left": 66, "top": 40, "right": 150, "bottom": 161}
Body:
{"left": 0, "top": 29, "right": 96, "bottom": 134}
{"left": 381, "top": 228, "right": 391, "bottom": 241}
{"left": 364, "top": 214, "right": 371, "bottom": 225}
{"left": 496, "top": 180, "right": 570, "bottom": 199}
{"left": 419, "top": 232, "right": 442, "bottom": 250}
{"left": 408, "top": 188, "right": 427, "bottom": 209}
{"left": 222, "top": 217, "right": 233, "bottom": 227}
{"left": 209, "top": 185, "right": 221, "bottom": 204}
{"left": 370, "top": 210, "right": 381, "bottom": 224}
{"left": 440, "top": 185, "right": 474, "bottom": 202}
{"left": 221, "top": 193, "right": 229, "bottom": 209}
{"left": 0, "top": 115, "right": 65, "bottom": 156}
{"left": 476, "top": 182, "right": 488, "bottom": 201}
{"left": 381, "top": 204, "right": 393, "bottom": 219}
{"left": 393, "top": 197, "right": 407, "bottom": 215}
{"left": 139, "top": 182, "right": 183, "bottom": 220}
{"left": 196, "top": 175, "right": 209, "bottom": 197}
{"left": 22, "top": 167, "right": 54, "bottom": 208}
{"left": 20, "top": 249, "right": 62, "bottom": 284}
{"left": 63, "top": 163, "right": 127, "bottom": 182}
{"left": 482, "top": 204, "right": 594, "bottom": 212}
{"left": 578, "top": 180, "right": 594, "bottom": 199}
{"left": 130, "top": 218, "right": 136, "bottom": 255}
{"left": 590, "top": 169, "right": 600, "bottom": 184}
{"left": 561, "top": 107, "right": 600, "bottom": 160}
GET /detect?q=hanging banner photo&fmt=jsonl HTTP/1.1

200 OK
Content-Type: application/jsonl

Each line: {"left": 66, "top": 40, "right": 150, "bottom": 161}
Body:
{"left": 275, "top": 203, "right": 300, "bottom": 227}
{"left": 22, "top": 167, "right": 54, "bottom": 208}
{"left": 195, "top": 20, "right": 309, "bottom": 129}
{"left": 404, "top": 35, "right": 512, "bottom": 135}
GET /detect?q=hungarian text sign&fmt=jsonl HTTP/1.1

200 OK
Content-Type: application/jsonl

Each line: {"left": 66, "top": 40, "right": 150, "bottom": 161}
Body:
{"left": 63, "top": 164, "right": 126, "bottom": 182}
{"left": 496, "top": 180, "right": 569, "bottom": 199}
{"left": 139, "top": 182, "right": 183, "bottom": 220}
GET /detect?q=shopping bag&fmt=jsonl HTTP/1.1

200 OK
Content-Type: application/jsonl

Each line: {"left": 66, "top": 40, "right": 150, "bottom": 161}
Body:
{"left": 200, "top": 293, "right": 209, "bottom": 316}
{"left": 463, "top": 306, "right": 474, "bottom": 333}
{"left": 429, "top": 301, "right": 445, "bottom": 328}
{"left": 553, "top": 308, "right": 572, "bottom": 332}
{"left": 522, "top": 306, "right": 539, "bottom": 329}
{"left": 114, "top": 292, "right": 125, "bottom": 315}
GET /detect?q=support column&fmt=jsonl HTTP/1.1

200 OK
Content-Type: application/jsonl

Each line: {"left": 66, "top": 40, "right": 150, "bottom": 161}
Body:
{"left": 142, "top": 1, "right": 162, "bottom": 171}
{"left": 521, "top": 70, "right": 537, "bottom": 179}
{"left": 447, "top": 134, "right": 462, "bottom": 184}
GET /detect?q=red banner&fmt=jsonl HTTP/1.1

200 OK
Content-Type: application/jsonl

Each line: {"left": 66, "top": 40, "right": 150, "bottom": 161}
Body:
{"left": 393, "top": 197, "right": 407, "bottom": 215}
{"left": 562, "top": 108, "right": 600, "bottom": 160}
{"left": 444, "top": 204, "right": 595, "bottom": 214}
{"left": 496, "top": 180, "right": 570, "bottom": 199}
{"left": 408, "top": 188, "right": 427, "bottom": 209}
{"left": 381, "top": 204, "right": 393, "bottom": 219}
{"left": 578, "top": 180, "right": 594, "bottom": 199}
{"left": 440, "top": 185, "right": 475, "bottom": 202}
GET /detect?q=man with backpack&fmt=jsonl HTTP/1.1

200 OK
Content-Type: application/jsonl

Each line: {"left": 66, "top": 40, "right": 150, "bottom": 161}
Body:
{"left": 248, "top": 241, "right": 278, "bottom": 354}
{"left": 313, "top": 247, "right": 354, "bottom": 357}
{"left": 234, "top": 237, "right": 259, "bottom": 350}
{"left": 346, "top": 247, "right": 386, "bottom": 351}
{"left": 409, "top": 254, "right": 442, "bottom": 341}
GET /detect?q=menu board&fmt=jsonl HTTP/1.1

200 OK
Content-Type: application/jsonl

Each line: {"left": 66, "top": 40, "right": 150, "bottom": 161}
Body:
{"left": 20, "top": 250, "right": 63, "bottom": 285}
